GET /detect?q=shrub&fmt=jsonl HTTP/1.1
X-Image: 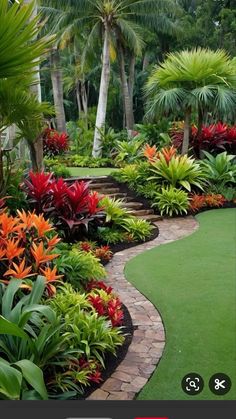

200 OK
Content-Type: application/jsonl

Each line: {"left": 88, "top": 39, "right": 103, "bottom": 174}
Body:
{"left": 0, "top": 210, "right": 61, "bottom": 296}
{"left": 171, "top": 122, "right": 236, "bottom": 155}
{"left": 114, "top": 138, "right": 144, "bottom": 165}
{"left": 96, "top": 227, "right": 125, "bottom": 245}
{"left": 189, "top": 193, "right": 226, "bottom": 212}
{"left": 99, "top": 196, "right": 130, "bottom": 224}
{"left": 43, "top": 128, "right": 69, "bottom": 156}
{"left": 201, "top": 151, "right": 236, "bottom": 187}
{"left": 120, "top": 218, "right": 154, "bottom": 242}
{"left": 150, "top": 154, "right": 205, "bottom": 191}
{"left": 24, "top": 172, "right": 103, "bottom": 240}
{"left": 54, "top": 248, "right": 106, "bottom": 289}
{"left": 153, "top": 186, "right": 189, "bottom": 216}
{"left": 51, "top": 164, "right": 71, "bottom": 179}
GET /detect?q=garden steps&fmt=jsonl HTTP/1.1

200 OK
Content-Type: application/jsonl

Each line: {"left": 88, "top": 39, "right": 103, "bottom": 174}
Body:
{"left": 129, "top": 209, "right": 154, "bottom": 216}
{"left": 136, "top": 214, "right": 163, "bottom": 222}
{"left": 121, "top": 201, "right": 144, "bottom": 209}
{"left": 65, "top": 175, "right": 162, "bottom": 222}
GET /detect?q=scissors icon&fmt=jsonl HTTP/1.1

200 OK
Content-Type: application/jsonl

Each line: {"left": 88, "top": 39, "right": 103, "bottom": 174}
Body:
{"left": 214, "top": 378, "right": 226, "bottom": 390}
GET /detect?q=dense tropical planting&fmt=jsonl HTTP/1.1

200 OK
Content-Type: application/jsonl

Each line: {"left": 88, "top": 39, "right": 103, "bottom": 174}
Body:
{"left": 1, "top": 0, "right": 236, "bottom": 402}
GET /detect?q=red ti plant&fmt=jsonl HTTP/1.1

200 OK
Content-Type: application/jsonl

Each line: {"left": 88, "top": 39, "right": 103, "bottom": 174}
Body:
{"left": 43, "top": 128, "right": 69, "bottom": 156}
{"left": 24, "top": 173, "right": 104, "bottom": 240}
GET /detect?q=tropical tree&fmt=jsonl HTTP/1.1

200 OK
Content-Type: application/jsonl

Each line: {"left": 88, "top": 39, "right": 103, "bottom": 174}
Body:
{"left": 0, "top": 0, "right": 51, "bottom": 78}
{"left": 41, "top": 0, "right": 179, "bottom": 156}
{"left": 145, "top": 48, "right": 236, "bottom": 154}
{"left": 0, "top": 77, "right": 53, "bottom": 193}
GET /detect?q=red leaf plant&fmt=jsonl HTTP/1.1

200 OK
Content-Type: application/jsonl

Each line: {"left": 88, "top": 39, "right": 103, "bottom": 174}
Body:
{"left": 88, "top": 287, "right": 124, "bottom": 327}
{"left": 43, "top": 128, "right": 69, "bottom": 156}
{"left": 171, "top": 122, "right": 236, "bottom": 155}
{"left": 24, "top": 173, "right": 103, "bottom": 240}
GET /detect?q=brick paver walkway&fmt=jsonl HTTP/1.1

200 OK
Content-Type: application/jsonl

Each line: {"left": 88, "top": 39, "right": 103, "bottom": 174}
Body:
{"left": 88, "top": 216, "right": 199, "bottom": 400}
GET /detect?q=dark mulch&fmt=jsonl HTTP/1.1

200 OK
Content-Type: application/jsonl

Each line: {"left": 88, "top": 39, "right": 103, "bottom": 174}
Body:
{"left": 79, "top": 303, "right": 134, "bottom": 399}
{"left": 110, "top": 224, "right": 159, "bottom": 254}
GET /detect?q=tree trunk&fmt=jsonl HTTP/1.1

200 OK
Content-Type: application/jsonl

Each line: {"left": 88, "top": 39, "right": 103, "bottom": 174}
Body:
{"left": 128, "top": 53, "right": 135, "bottom": 105}
{"left": 142, "top": 52, "right": 150, "bottom": 71}
{"left": 24, "top": 0, "right": 44, "bottom": 171}
{"left": 196, "top": 106, "right": 204, "bottom": 158}
{"left": 118, "top": 42, "right": 134, "bottom": 131}
{"left": 92, "top": 24, "right": 111, "bottom": 157}
{"left": 0, "top": 132, "right": 4, "bottom": 193}
{"left": 50, "top": 49, "right": 67, "bottom": 133}
{"left": 76, "top": 81, "right": 82, "bottom": 116}
{"left": 182, "top": 107, "right": 191, "bottom": 155}
{"left": 27, "top": 136, "right": 44, "bottom": 172}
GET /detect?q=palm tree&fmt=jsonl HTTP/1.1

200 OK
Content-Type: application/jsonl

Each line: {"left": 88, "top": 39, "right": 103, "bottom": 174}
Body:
{"left": 41, "top": 0, "right": 178, "bottom": 156}
{"left": 145, "top": 48, "right": 236, "bottom": 154}
{"left": 0, "top": 0, "right": 51, "bottom": 78}
{"left": 50, "top": 46, "right": 67, "bottom": 132}
{"left": 0, "top": 0, "right": 52, "bottom": 181}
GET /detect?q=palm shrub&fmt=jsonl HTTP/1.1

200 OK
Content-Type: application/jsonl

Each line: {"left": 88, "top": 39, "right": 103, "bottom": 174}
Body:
{"left": 149, "top": 154, "right": 206, "bottom": 191}
{"left": 145, "top": 48, "right": 236, "bottom": 154}
{"left": 201, "top": 151, "right": 236, "bottom": 187}
{"left": 152, "top": 186, "right": 189, "bottom": 216}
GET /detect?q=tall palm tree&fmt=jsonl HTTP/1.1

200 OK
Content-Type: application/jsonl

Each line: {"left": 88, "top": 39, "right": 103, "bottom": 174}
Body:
{"left": 0, "top": 0, "right": 52, "bottom": 182}
{"left": 41, "top": 0, "right": 178, "bottom": 156}
{"left": 145, "top": 48, "right": 236, "bottom": 154}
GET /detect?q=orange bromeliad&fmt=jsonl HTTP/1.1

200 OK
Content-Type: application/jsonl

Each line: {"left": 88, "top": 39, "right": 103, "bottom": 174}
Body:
{"left": 3, "top": 258, "right": 33, "bottom": 279}
{"left": 143, "top": 144, "right": 158, "bottom": 162}
{"left": 31, "top": 241, "right": 59, "bottom": 268}
{"left": 33, "top": 214, "right": 54, "bottom": 237}
{"left": 5, "top": 238, "right": 24, "bottom": 260}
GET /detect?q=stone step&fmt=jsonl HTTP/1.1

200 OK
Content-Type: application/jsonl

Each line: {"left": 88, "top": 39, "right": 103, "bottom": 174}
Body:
{"left": 106, "top": 192, "right": 128, "bottom": 198}
{"left": 136, "top": 214, "right": 163, "bottom": 222}
{"left": 121, "top": 201, "right": 144, "bottom": 209}
{"left": 129, "top": 209, "right": 154, "bottom": 216}
{"left": 90, "top": 182, "right": 115, "bottom": 189}
{"left": 95, "top": 188, "right": 121, "bottom": 195}
{"left": 64, "top": 176, "right": 109, "bottom": 183}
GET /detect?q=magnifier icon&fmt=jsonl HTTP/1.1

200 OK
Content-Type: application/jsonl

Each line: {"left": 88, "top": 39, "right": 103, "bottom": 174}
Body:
{"left": 189, "top": 380, "right": 197, "bottom": 389}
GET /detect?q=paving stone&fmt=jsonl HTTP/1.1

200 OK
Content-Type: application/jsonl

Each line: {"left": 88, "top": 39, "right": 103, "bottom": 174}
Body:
{"left": 87, "top": 389, "right": 109, "bottom": 400}
{"left": 86, "top": 215, "right": 198, "bottom": 401}
{"left": 101, "top": 378, "right": 123, "bottom": 392}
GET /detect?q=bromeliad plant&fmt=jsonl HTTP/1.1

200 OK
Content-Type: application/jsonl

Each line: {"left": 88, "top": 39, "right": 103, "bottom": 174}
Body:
{"left": 0, "top": 209, "right": 62, "bottom": 295}
{"left": 149, "top": 153, "right": 206, "bottom": 192}
{"left": 24, "top": 171, "right": 104, "bottom": 240}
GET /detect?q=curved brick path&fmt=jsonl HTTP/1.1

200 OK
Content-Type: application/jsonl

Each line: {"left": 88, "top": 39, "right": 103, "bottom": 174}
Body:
{"left": 88, "top": 216, "right": 199, "bottom": 400}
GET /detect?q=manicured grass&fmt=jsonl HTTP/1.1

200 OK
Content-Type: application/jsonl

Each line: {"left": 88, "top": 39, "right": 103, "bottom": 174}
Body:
{"left": 68, "top": 167, "right": 118, "bottom": 177}
{"left": 125, "top": 209, "right": 236, "bottom": 400}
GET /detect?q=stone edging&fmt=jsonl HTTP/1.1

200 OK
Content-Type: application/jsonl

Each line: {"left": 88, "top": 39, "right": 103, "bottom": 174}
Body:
{"left": 88, "top": 216, "right": 199, "bottom": 400}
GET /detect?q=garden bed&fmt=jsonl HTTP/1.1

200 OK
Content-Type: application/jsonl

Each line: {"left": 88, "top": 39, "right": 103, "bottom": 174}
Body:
{"left": 81, "top": 303, "right": 134, "bottom": 399}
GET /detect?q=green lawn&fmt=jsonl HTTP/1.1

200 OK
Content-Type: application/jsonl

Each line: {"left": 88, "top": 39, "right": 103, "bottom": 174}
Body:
{"left": 68, "top": 167, "right": 118, "bottom": 177}
{"left": 125, "top": 209, "right": 236, "bottom": 400}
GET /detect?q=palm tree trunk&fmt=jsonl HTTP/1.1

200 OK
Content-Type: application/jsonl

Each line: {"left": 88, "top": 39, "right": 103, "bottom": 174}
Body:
{"left": 0, "top": 132, "right": 4, "bottom": 193}
{"left": 182, "top": 107, "right": 191, "bottom": 155}
{"left": 24, "top": 0, "right": 44, "bottom": 171}
{"left": 118, "top": 42, "right": 134, "bottom": 131}
{"left": 50, "top": 48, "right": 67, "bottom": 133}
{"left": 92, "top": 24, "right": 111, "bottom": 157}
{"left": 76, "top": 81, "right": 82, "bottom": 115}
{"left": 142, "top": 52, "right": 150, "bottom": 71}
{"left": 128, "top": 53, "right": 135, "bottom": 110}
